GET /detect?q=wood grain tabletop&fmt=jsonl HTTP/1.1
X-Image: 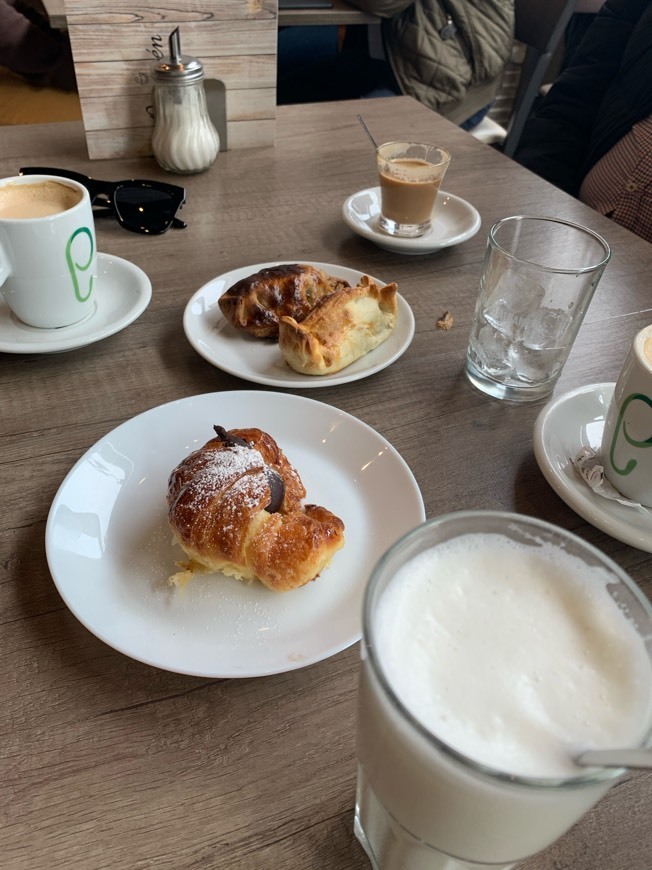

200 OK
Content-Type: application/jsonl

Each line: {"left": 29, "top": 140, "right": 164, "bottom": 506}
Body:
{"left": 1, "top": 96, "right": 651, "bottom": 870}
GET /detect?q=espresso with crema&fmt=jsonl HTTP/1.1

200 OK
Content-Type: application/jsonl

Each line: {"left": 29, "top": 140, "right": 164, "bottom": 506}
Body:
{"left": 0, "top": 180, "right": 82, "bottom": 219}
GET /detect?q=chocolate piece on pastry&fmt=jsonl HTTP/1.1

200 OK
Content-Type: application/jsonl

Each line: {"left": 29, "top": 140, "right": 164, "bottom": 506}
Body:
{"left": 217, "top": 263, "right": 350, "bottom": 340}
{"left": 277, "top": 275, "right": 398, "bottom": 375}
{"left": 167, "top": 426, "right": 345, "bottom": 592}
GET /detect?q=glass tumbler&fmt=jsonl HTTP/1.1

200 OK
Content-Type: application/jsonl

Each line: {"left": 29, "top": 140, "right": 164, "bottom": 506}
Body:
{"left": 465, "top": 216, "right": 611, "bottom": 402}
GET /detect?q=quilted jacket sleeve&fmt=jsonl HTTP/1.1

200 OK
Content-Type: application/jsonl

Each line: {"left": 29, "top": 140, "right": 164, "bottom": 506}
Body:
{"left": 347, "top": 0, "right": 514, "bottom": 118}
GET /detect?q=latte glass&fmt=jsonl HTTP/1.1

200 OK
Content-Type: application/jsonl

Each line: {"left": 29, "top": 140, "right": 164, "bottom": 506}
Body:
{"left": 354, "top": 511, "right": 652, "bottom": 870}
{"left": 376, "top": 142, "right": 451, "bottom": 238}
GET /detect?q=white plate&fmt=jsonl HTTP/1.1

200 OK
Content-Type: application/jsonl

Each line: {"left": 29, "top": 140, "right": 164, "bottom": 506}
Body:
{"left": 534, "top": 382, "right": 652, "bottom": 553}
{"left": 342, "top": 187, "right": 481, "bottom": 255}
{"left": 183, "top": 260, "right": 415, "bottom": 388}
{"left": 0, "top": 253, "right": 151, "bottom": 354}
{"left": 46, "top": 391, "right": 425, "bottom": 677}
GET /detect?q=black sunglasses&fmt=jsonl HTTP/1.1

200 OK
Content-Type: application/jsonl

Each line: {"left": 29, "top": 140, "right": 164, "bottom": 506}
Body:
{"left": 19, "top": 167, "right": 187, "bottom": 235}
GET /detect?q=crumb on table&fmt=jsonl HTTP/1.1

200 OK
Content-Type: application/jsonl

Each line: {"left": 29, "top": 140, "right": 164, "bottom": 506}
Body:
{"left": 436, "top": 311, "right": 454, "bottom": 330}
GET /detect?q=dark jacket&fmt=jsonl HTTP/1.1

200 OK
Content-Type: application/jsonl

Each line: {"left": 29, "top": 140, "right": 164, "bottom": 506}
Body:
{"left": 0, "top": 0, "right": 76, "bottom": 91}
{"left": 514, "top": 0, "right": 652, "bottom": 197}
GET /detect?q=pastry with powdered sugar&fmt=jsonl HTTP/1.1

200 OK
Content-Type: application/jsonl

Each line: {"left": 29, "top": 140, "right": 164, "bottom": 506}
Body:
{"left": 167, "top": 425, "right": 345, "bottom": 591}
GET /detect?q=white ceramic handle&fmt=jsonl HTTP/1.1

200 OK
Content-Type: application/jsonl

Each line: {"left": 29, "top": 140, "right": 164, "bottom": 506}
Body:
{"left": 0, "top": 233, "right": 12, "bottom": 287}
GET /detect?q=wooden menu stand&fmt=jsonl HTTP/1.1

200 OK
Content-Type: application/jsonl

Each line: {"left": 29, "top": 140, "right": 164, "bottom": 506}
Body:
{"left": 64, "top": 0, "right": 278, "bottom": 159}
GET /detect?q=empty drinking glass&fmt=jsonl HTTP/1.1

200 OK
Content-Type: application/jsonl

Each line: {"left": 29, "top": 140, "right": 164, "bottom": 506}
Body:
{"left": 466, "top": 216, "right": 611, "bottom": 402}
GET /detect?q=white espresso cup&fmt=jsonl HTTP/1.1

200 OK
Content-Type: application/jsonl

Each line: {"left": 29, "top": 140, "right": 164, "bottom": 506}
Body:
{"left": 601, "top": 324, "right": 652, "bottom": 507}
{"left": 0, "top": 174, "right": 97, "bottom": 328}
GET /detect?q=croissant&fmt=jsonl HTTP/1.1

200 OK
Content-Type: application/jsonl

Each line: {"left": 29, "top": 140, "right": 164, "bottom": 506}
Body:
{"left": 278, "top": 276, "right": 398, "bottom": 375}
{"left": 218, "top": 263, "right": 350, "bottom": 339}
{"left": 167, "top": 425, "right": 345, "bottom": 592}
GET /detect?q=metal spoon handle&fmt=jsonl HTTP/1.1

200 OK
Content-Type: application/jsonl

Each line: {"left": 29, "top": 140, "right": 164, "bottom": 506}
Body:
{"left": 576, "top": 749, "right": 652, "bottom": 770}
{"left": 357, "top": 114, "right": 378, "bottom": 150}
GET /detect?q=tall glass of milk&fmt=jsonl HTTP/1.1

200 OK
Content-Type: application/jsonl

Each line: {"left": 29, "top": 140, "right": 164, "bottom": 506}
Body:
{"left": 354, "top": 511, "right": 652, "bottom": 870}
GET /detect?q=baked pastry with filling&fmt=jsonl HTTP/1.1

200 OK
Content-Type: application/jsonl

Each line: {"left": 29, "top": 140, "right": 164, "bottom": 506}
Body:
{"left": 167, "top": 425, "right": 345, "bottom": 592}
{"left": 278, "top": 276, "right": 398, "bottom": 375}
{"left": 218, "top": 263, "right": 350, "bottom": 339}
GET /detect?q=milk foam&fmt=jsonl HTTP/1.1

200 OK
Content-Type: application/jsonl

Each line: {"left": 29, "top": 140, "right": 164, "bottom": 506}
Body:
{"left": 643, "top": 334, "right": 652, "bottom": 369}
{"left": 376, "top": 533, "right": 652, "bottom": 778}
{"left": 0, "top": 180, "right": 81, "bottom": 219}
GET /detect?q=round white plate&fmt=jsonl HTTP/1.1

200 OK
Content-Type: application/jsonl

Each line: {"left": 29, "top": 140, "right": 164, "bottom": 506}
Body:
{"left": 534, "top": 382, "right": 652, "bottom": 553}
{"left": 0, "top": 253, "right": 151, "bottom": 354}
{"left": 46, "top": 391, "right": 425, "bottom": 677}
{"left": 342, "top": 187, "right": 481, "bottom": 255}
{"left": 183, "top": 260, "right": 415, "bottom": 388}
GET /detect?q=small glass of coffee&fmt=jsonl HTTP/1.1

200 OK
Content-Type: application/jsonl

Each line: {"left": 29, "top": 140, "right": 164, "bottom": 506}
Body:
{"left": 376, "top": 142, "right": 451, "bottom": 238}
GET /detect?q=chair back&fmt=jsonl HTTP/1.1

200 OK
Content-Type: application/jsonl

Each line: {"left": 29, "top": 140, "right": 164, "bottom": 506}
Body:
{"left": 502, "top": 0, "right": 577, "bottom": 156}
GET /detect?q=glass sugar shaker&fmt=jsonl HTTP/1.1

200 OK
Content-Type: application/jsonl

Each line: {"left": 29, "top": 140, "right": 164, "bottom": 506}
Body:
{"left": 151, "top": 27, "right": 220, "bottom": 174}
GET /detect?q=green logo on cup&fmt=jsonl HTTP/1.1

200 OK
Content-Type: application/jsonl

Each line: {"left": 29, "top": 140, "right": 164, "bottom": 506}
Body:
{"left": 66, "top": 227, "right": 95, "bottom": 302}
{"left": 608, "top": 392, "right": 652, "bottom": 476}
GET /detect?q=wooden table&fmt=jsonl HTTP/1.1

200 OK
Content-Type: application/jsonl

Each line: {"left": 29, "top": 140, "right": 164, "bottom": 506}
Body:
{"left": 1, "top": 97, "right": 651, "bottom": 870}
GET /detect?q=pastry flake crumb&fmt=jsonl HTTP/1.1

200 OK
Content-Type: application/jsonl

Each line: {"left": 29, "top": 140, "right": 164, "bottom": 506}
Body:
{"left": 436, "top": 311, "right": 454, "bottom": 330}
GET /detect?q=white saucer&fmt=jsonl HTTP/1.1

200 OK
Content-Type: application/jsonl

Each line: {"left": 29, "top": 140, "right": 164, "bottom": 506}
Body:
{"left": 183, "top": 260, "right": 415, "bottom": 388}
{"left": 46, "top": 390, "right": 425, "bottom": 677}
{"left": 533, "top": 382, "right": 652, "bottom": 553}
{"left": 342, "top": 187, "right": 481, "bottom": 255}
{"left": 0, "top": 253, "right": 152, "bottom": 354}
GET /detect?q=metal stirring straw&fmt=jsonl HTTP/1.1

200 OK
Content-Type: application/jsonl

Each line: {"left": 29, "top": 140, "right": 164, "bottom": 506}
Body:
{"left": 357, "top": 114, "right": 379, "bottom": 150}
{"left": 575, "top": 748, "right": 652, "bottom": 770}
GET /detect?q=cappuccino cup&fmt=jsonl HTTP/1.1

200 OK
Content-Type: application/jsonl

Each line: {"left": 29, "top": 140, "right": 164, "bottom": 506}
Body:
{"left": 0, "top": 174, "right": 97, "bottom": 328}
{"left": 601, "top": 324, "right": 652, "bottom": 507}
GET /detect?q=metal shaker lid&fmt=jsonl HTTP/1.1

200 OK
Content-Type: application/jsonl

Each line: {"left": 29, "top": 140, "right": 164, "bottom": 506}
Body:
{"left": 152, "top": 27, "right": 204, "bottom": 83}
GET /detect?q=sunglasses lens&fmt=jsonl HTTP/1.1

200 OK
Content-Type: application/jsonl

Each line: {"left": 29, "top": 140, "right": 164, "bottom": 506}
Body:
{"left": 114, "top": 186, "right": 178, "bottom": 233}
